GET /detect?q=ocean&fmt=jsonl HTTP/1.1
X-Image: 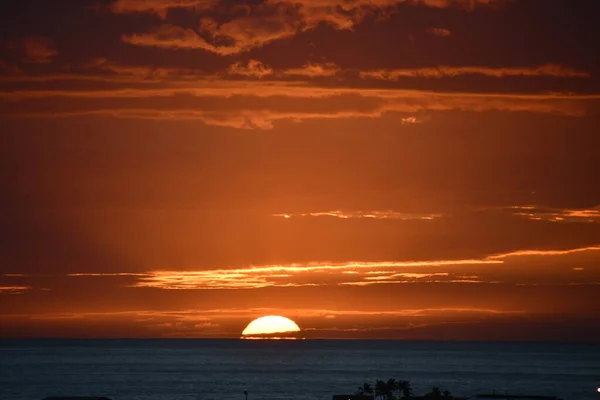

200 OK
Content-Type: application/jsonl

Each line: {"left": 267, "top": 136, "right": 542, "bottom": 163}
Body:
{"left": 0, "top": 340, "right": 599, "bottom": 400}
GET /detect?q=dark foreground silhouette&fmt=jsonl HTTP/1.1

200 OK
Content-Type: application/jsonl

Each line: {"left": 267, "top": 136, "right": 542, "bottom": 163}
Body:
{"left": 346, "top": 379, "right": 564, "bottom": 400}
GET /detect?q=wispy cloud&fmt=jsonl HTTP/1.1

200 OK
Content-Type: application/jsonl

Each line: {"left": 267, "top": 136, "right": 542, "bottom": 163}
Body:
{"left": 360, "top": 64, "right": 591, "bottom": 80}
{"left": 401, "top": 116, "right": 421, "bottom": 124}
{"left": 281, "top": 62, "right": 341, "bottom": 77}
{"left": 66, "top": 273, "right": 148, "bottom": 277}
{"left": 508, "top": 205, "right": 600, "bottom": 223}
{"left": 109, "top": 0, "right": 217, "bottom": 18}
{"left": 131, "top": 259, "right": 498, "bottom": 289}
{"left": 488, "top": 245, "right": 600, "bottom": 260}
{"left": 84, "top": 57, "right": 201, "bottom": 80}
{"left": 2, "top": 83, "right": 594, "bottom": 128}
{"left": 48, "top": 244, "right": 600, "bottom": 290}
{"left": 5, "top": 36, "right": 57, "bottom": 64}
{"left": 118, "top": 0, "right": 508, "bottom": 54}
{"left": 226, "top": 59, "right": 274, "bottom": 78}
{"left": 4, "top": 81, "right": 595, "bottom": 101}
{"left": 273, "top": 210, "right": 441, "bottom": 220}
{"left": 427, "top": 27, "right": 452, "bottom": 37}
{"left": 122, "top": 17, "right": 299, "bottom": 56}
{"left": 0, "top": 286, "right": 32, "bottom": 294}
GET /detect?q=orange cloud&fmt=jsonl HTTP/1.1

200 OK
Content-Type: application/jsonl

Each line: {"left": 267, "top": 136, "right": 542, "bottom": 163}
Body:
{"left": 281, "top": 62, "right": 341, "bottom": 77}
{"left": 2, "top": 83, "right": 594, "bottom": 129}
{"left": 66, "top": 273, "right": 148, "bottom": 277}
{"left": 110, "top": 0, "right": 217, "bottom": 18}
{"left": 488, "top": 245, "right": 600, "bottom": 260}
{"left": 127, "top": 259, "right": 499, "bottom": 289}
{"left": 2, "top": 99, "right": 582, "bottom": 129}
{"left": 401, "top": 116, "right": 421, "bottom": 124}
{"left": 4, "top": 80, "right": 596, "bottom": 101}
{"left": 123, "top": 13, "right": 301, "bottom": 55}
{"left": 427, "top": 27, "right": 452, "bottom": 37}
{"left": 6, "top": 36, "right": 57, "bottom": 64}
{"left": 509, "top": 205, "right": 600, "bottom": 223}
{"left": 273, "top": 210, "right": 441, "bottom": 220}
{"left": 121, "top": 24, "right": 230, "bottom": 54}
{"left": 227, "top": 59, "right": 274, "bottom": 78}
{"left": 0, "top": 286, "right": 32, "bottom": 294}
{"left": 52, "top": 244, "right": 600, "bottom": 290}
{"left": 84, "top": 57, "right": 201, "bottom": 80}
{"left": 119, "top": 0, "right": 507, "bottom": 54}
{"left": 360, "top": 64, "right": 591, "bottom": 79}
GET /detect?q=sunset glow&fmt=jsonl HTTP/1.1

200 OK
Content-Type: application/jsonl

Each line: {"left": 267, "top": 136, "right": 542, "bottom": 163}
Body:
{"left": 1, "top": 0, "right": 599, "bottom": 342}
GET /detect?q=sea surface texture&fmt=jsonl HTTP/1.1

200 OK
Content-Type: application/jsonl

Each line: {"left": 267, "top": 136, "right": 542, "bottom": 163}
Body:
{"left": 0, "top": 340, "right": 599, "bottom": 400}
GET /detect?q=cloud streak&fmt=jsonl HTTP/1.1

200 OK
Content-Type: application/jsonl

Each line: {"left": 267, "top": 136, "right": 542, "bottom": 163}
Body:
{"left": 2, "top": 82, "right": 594, "bottom": 128}
{"left": 226, "top": 59, "right": 274, "bottom": 78}
{"left": 0, "top": 286, "right": 32, "bottom": 294}
{"left": 488, "top": 245, "right": 600, "bottom": 260}
{"left": 50, "top": 244, "right": 599, "bottom": 290}
{"left": 509, "top": 205, "right": 600, "bottom": 223}
{"left": 4, "top": 36, "right": 57, "bottom": 64}
{"left": 281, "top": 62, "right": 341, "bottom": 77}
{"left": 110, "top": 0, "right": 217, "bottom": 18}
{"left": 131, "top": 259, "right": 499, "bottom": 289}
{"left": 273, "top": 210, "right": 441, "bottom": 220}
{"left": 118, "top": 0, "right": 508, "bottom": 54}
{"left": 360, "top": 64, "right": 591, "bottom": 80}
{"left": 427, "top": 27, "right": 452, "bottom": 37}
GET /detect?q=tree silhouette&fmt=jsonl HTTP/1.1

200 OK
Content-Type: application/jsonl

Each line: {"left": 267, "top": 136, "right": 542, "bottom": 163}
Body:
{"left": 356, "top": 382, "right": 374, "bottom": 396}
{"left": 375, "top": 379, "right": 388, "bottom": 400}
{"left": 424, "top": 387, "right": 442, "bottom": 398}
{"left": 351, "top": 379, "right": 451, "bottom": 400}
{"left": 385, "top": 378, "right": 397, "bottom": 400}
{"left": 397, "top": 380, "right": 412, "bottom": 399}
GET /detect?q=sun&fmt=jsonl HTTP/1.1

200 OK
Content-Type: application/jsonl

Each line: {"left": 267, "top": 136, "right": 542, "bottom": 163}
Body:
{"left": 241, "top": 315, "right": 301, "bottom": 339}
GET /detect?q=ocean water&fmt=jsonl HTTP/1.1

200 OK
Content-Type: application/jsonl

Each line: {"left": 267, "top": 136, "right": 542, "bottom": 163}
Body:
{"left": 0, "top": 340, "right": 599, "bottom": 400}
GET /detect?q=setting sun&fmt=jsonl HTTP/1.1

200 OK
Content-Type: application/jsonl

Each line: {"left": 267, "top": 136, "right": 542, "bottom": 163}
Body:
{"left": 241, "top": 316, "right": 301, "bottom": 338}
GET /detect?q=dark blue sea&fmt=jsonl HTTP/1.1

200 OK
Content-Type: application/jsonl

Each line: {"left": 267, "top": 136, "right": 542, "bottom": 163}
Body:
{"left": 0, "top": 340, "right": 599, "bottom": 400}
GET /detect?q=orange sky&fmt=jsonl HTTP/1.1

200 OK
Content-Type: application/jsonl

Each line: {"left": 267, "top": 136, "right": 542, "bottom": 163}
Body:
{"left": 1, "top": 0, "right": 600, "bottom": 341}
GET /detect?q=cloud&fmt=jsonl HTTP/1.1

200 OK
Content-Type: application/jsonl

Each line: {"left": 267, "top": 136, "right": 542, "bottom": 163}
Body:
{"left": 123, "top": 12, "right": 301, "bottom": 55}
{"left": 130, "top": 259, "right": 498, "bottom": 289}
{"left": 66, "top": 273, "right": 148, "bottom": 277}
{"left": 360, "top": 64, "right": 591, "bottom": 80}
{"left": 0, "top": 286, "right": 32, "bottom": 294}
{"left": 427, "top": 27, "right": 452, "bottom": 37}
{"left": 1, "top": 98, "right": 583, "bottom": 129}
{"left": 2, "top": 82, "right": 594, "bottom": 129}
{"left": 120, "top": 0, "right": 508, "bottom": 54}
{"left": 110, "top": 0, "right": 217, "bottom": 18}
{"left": 401, "top": 116, "right": 420, "bottom": 124}
{"left": 281, "top": 62, "right": 341, "bottom": 77}
{"left": 122, "top": 24, "right": 227, "bottom": 53}
{"left": 273, "top": 210, "right": 441, "bottom": 220}
{"left": 488, "top": 245, "right": 600, "bottom": 260}
{"left": 508, "top": 205, "right": 600, "bottom": 223}
{"left": 83, "top": 57, "right": 204, "bottom": 81}
{"left": 6, "top": 36, "right": 57, "bottom": 64}
{"left": 227, "top": 59, "right": 274, "bottom": 78}
{"left": 48, "top": 244, "right": 599, "bottom": 290}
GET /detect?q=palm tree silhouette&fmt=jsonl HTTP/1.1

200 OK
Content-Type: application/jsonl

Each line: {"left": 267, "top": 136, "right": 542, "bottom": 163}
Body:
{"left": 424, "top": 387, "right": 443, "bottom": 398}
{"left": 397, "top": 380, "right": 412, "bottom": 399}
{"left": 385, "top": 378, "right": 397, "bottom": 400}
{"left": 356, "top": 382, "right": 374, "bottom": 396}
{"left": 375, "top": 380, "right": 388, "bottom": 400}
